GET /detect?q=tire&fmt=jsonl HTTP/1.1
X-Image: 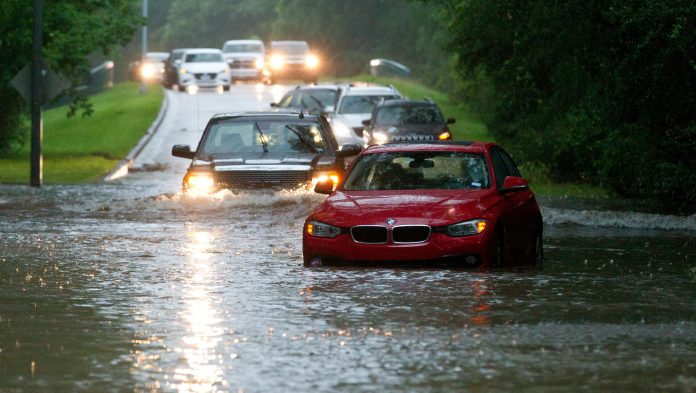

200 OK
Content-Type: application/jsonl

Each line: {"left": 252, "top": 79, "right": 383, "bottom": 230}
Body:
{"left": 533, "top": 230, "right": 544, "bottom": 266}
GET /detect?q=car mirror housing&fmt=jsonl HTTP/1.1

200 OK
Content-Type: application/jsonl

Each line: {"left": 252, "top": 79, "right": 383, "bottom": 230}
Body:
{"left": 314, "top": 179, "right": 334, "bottom": 194}
{"left": 336, "top": 143, "right": 362, "bottom": 158}
{"left": 447, "top": 117, "right": 456, "bottom": 124}
{"left": 270, "top": 102, "right": 279, "bottom": 107}
{"left": 361, "top": 119, "right": 371, "bottom": 127}
{"left": 172, "top": 144, "right": 195, "bottom": 159}
{"left": 500, "top": 176, "right": 529, "bottom": 193}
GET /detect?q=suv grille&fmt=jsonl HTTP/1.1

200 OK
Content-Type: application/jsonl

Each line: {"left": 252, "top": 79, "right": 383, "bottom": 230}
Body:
{"left": 216, "top": 170, "right": 310, "bottom": 188}
{"left": 392, "top": 226, "right": 431, "bottom": 243}
{"left": 351, "top": 226, "right": 388, "bottom": 243}
{"left": 229, "top": 59, "right": 256, "bottom": 69}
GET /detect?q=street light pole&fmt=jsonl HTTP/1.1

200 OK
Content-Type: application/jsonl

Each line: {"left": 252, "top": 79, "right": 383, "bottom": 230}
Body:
{"left": 30, "top": 0, "right": 43, "bottom": 187}
{"left": 140, "top": 0, "right": 148, "bottom": 94}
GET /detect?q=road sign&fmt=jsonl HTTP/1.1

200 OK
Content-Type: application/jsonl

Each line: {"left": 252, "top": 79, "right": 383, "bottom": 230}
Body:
{"left": 10, "top": 62, "right": 68, "bottom": 103}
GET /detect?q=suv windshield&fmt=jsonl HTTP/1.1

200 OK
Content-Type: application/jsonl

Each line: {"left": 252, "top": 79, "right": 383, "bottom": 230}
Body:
{"left": 185, "top": 53, "right": 223, "bottom": 63}
{"left": 201, "top": 118, "right": 327, "bottom": 158}
{"left": 338, "top": 95, "right": 399, "bottom": 114}
{"left": 271, "top": 43, "right": 309, "bottom": 55}
{"left": 223, "top": 44, "right": 263, "bottom": 53}
{"left": 376, "top": 105, "right": 444, "bottom": 125}
{"left": 343, "top": 152, "right": 490, "bottom": 190}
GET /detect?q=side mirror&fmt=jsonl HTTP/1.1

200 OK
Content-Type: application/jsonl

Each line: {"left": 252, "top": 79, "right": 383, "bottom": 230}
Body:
{"left": 314, "top": 179, "right": 334, "bottom": 194}
{"left": 173, "top": 59, "right": 181, "bottom": 67}
{"left": 447, "top": 117, "right": 456, "bottom": 124}
{"left": 336, "top": 143, "right": 362, "bottom": 158}
{"left": 361, "top": 119, "right": 371, "bottom": 127}
{"left": 270, "top": 102, "right": 279, "bottom": 107}
{"left": 500, "top": 176, "right": 529, "bottom": 193}
{"left": 172, "top": 144, "right": 195, "bottom": 159}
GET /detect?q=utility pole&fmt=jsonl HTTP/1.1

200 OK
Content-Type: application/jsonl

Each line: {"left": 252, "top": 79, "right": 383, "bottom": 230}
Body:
{"left": 140, "top": 0, "right": 148, "bottom": 94}
{"left": 30, "top": 0, "right": 43, "bottom": 187}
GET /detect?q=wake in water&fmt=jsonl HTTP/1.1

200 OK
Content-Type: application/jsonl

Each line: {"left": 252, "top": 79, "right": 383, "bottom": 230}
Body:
{"left": 542, "top": 207, "right": 696, "bottom": 231}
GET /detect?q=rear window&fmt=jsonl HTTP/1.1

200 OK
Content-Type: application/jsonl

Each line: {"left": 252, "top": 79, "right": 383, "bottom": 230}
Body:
{"left": 338, "top": 95, "right": 399, "bottom": 114}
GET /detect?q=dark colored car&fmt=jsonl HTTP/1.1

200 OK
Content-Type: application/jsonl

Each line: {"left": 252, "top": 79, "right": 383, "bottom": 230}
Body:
{"left": 303, "top": 141, "right": 543, "bottom": 268}
{"left": 363, "top": 99, "right": 455, "bottom": 145}
{"left": 171, "top": 111, "right": 360, "bottom": 193}
{"left": 265, "top": 41, "right": 320, "bottom": 84}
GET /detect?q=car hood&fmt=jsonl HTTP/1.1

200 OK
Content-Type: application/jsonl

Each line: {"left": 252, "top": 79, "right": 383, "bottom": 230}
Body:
{"left": 310, "top": 189, "right": 497, "bottom": 227}
{"left": 181, "top": 62, "right": 228, "bottom": 73}
{"left": 334, "top": 114, "right": 372, "bottom": 128}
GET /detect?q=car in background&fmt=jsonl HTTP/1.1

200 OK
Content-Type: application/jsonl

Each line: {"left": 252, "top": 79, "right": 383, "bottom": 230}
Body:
{"left": 128, "top": 52, "right": 169, "bottom": 83}
{"left": 163, "top": 48, "right": 192, "bottom": 88}
{"left": 171, "top": 111, "right": 361, "bottom": 194}
{"left": 222, "top": 39, "right": 265, "bottom": 82}
{"left": 303, "top": 141, "right": 543, "bottom": 268}
{"left": 363, "top": 99, "right": 455, "bottom": 145}
{"left": 265, "top": 41, "right": 320, "bottom": 84}
{"left": 270, "top": 83, "right": 343, "bottom": 112}
{"left": 177, "top": 48, "right": 231, "bottom": 91}
{"left": 329, "top": 84, "right": 401, "bottom": 146}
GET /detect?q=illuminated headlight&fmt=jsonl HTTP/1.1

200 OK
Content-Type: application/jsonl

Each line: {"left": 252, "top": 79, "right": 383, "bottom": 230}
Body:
{"left": 306, "top": 54, "right": 319, "bottom": 69}
{"left": 438, "top": 131, "right": 452, "bottom": 140}
{"left": 255, "top": 58, "right": 264, "bottom": 69}
{"left": 180, "top": 68, "right": 187, "bottom": 75}
{"left": 372, "top": 131, "right": 389, "bottom": 145}
{"left": 270, "top": 55, "right": 284, "bottom": 69}
{"left": 332, "top": 121, "right": 352, "bottom": 138}
{"left": 445, "top": 219, "right": 488, "bottom": 237}
{"left": 141, "top": 64, "right": 155, "bottom": 79}
{"left": 185, "top": 172, "right": 215, "bottom": 194}
{"left": 306, "top": 221, "right": 340, "bottom": 238}
{"left": 311, "top": 172, "right": 340, "bottom": 189}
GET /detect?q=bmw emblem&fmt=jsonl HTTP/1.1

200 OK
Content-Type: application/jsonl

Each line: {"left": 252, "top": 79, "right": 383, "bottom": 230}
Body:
{"left": 386, "top": 218, "right": 396, "bottom": 225}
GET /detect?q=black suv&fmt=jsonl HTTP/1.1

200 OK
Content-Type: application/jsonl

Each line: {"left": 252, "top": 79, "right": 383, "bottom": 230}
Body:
{"left": 171, "top": 111, "right": 360, "bottom": 193}
{"left": 362, "top": 99, "right": 455, "bottom": 145}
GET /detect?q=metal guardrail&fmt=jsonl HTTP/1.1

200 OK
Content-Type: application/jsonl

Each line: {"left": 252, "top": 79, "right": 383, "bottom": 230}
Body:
{"left": 370, "top": 59, "right": 411, "bottom": 77}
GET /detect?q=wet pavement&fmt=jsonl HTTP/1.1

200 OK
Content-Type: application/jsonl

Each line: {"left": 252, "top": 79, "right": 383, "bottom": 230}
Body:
{"left": 1, "top": 85, "right": 696, "bottom": 392}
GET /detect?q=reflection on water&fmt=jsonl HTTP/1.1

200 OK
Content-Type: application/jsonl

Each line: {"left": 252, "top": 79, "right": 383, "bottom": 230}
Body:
{"left": 1, "top": 179, "right": 696, "bottom": 391}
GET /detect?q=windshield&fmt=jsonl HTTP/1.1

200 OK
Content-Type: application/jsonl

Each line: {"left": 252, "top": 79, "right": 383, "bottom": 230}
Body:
{"left": 184, "top": 53, "right": 224, "bottom": 63}
{"left": 200, "top": 118, "right": 327, "bottom": 158}
{"left": 223, "top": 44, "right": 263, "bottom": 53}
{"left": 338, "top": 95, "right": 399, "bottom": 114}
{"left": 343, "top": 152, "right": 490, "bottom": 190}
{"left": 271, "top": 42, "right": 309, "bottom": 55}
{"left": 376, "top": 105, "right": 444, "bottom": 125}
{"left": 296, "top": 90, "right": 337, "bottom": 110}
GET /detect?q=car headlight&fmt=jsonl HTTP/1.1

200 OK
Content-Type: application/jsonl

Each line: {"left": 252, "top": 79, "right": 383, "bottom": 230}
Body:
{"left": 372, "top": 131, "right": 389, "bottom": 145}
{"left": 185, "top": 172, "right": 215, "bottom": 194}
{"left": 306, "top": 54, "right": 319, "bottom": 69}
{"left": 180, "top": 68, "right": 187, "bottom": 75}
{"left": 445, "top": 219, "right": 488, "bottom": 237}
{"left": 141, "top": 63, "right": 155, "bottom": 79}
{"left": 311, "top": 172, "right": 340, "bottom": 189}
{"left": 270, "top": 55, "right": 284, "bottom": 69}
{"left": 255, "top": 58, "right": 264, "bottom": 69}
{"left": 332, "top": 121, "right": 352, "bottom": 138}
{"left": 306, "top": 221, "right": 341, "bottom": 238}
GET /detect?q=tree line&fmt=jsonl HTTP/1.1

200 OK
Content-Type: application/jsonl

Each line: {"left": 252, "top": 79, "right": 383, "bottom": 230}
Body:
{"left": 2, "top": 0, "right": 694, "bottom": 208}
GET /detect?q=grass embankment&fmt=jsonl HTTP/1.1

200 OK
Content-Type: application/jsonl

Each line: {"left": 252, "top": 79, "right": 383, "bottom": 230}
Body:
{"left": 347, "top": 75, "right": 610, "bottom": 198}
{"left": 0, "top": 82, "right": 163, "bottom": 184}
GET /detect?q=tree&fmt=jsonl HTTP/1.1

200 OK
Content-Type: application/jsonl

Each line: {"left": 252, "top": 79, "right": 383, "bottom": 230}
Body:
{"left": 0, "top": 0, "right": 141, "bottom": 151}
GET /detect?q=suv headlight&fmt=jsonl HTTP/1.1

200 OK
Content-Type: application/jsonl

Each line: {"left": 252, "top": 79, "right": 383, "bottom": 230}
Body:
{"left": 332, "top": 121, "right": 352, "bottom": 138}
{"left": 372, "top": 131, "right": 389, "bottom": 144}
{"left": 185, "top": 172, "right": 215, "bottom": 194}
{"left": 306, "top": 221, "right": 340, "bottom": 238}
{"left": 306, "top": 54, "right": 319, "bottom": 69}
{"left": 445, "top": 219, "right": 488, "bottom": 237}
{"left": 255, "top": 58, "right": 264, "bottom": 69}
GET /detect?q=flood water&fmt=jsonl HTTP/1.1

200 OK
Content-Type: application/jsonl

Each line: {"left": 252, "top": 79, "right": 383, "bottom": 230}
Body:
{"left": 1, "top": 169, "right": 695, "bottom": 392}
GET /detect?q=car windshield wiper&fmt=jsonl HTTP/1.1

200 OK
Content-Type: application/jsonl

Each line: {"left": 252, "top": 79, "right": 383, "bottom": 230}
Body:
{"left": 254, "top": 122, "right": 269, "bottom": 153}
{"left": 306, "top": 94, "right": 327, "bottom": 110}
{"left": 285, "top": 124, "right": 318, "bottom": 153}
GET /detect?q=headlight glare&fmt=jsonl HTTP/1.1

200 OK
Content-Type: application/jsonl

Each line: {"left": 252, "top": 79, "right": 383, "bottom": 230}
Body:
{"left": 186, "top": 172, "right": 215, "bottom": 194}
{"left": 306, "top": 221, "right": 340, "bottom": 238}
{"left": 270, "top": 55, "right": 284, "bottom": 69}
{"left": 446, "top": 219, "right": 488, "bottom": 237}
{"left": 306, "top": 54, "right": 319, "bottom": 69}
{"left": 332, "top": 121, "right": 352, "bottom": 137}
{"left": 372, "top": 131, "right": 389, "bottom": 144}
{"left": 255, "top": 58, "right": 264, "bottom": 69}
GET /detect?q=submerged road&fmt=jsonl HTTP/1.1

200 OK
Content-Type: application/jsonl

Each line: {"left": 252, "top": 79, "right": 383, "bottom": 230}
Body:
{"left": 1, "top": 84, "right": 695, "bottom": 392}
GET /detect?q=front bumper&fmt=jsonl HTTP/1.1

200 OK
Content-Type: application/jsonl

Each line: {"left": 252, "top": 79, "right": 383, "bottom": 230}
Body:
{"left": 179, "top": 72, "right": 230, "bottom": 88}
{"left": 303, "top": 230, "right": 495, "bottom": 267}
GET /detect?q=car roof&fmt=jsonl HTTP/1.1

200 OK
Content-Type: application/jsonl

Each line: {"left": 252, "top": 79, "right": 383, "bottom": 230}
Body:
{"left": 340, "top": 85, "right": 399, "bottom": 96}
{"left": 223, "top": 39, "right": 263, "bottom": 45}
{"left": 362, "top": 141, "right": 492, "bottom": 154}
{"left": 270, "top": 40, "right": 309, "bottom": 45}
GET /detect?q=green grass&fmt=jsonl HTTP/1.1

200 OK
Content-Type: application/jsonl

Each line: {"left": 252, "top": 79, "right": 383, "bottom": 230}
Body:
{"left": 339, "top": 75, "right": 611, "bottom": 199}
{"left": 0, "top": 82, "right": 164, "bottom": 184}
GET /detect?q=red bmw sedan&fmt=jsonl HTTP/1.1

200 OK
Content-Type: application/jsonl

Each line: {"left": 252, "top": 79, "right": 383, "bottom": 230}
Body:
{"left": 302, "top": 142, "right": 543, "bottom": 268}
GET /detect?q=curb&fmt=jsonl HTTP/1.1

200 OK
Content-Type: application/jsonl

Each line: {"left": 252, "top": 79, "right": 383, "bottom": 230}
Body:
{"left": 104, "top": 89, "right": 170, "bottom": 181}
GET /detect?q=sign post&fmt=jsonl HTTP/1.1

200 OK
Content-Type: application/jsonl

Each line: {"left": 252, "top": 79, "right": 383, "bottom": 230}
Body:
{"left": 30, "top": 0, "right": 43, "bottom": 187}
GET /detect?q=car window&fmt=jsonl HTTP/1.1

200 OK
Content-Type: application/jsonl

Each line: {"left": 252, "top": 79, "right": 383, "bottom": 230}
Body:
{"left": 375, "top": 105, "right": 444, "bottom": 125}
{"left": 185, "top": 53, "right": 223, "bottom": 63}
{"left": 490, "top": 148, "right": 516, "bottom": 188}
{"left": 499, "top": 149, "right": 522, "bottom": 178}
{"left": 343, "top": 152, "right": 490, "bottom": 190}
{"left": 338, "top": 95, "right": 399, "bottom": 114}
{"left": 201, "top": 119, "right": 326, "bottom": 157}
{"left": 277, "top": 93, "right": 294, "bottom": 107}
{"left": 298, "top": 90, "right": 336, "bottom": 110}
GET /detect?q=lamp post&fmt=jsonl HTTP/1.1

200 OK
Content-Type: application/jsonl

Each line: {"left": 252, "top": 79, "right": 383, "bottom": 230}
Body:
{"left": 140, "top": 0, "right": 148, "bottom": 94}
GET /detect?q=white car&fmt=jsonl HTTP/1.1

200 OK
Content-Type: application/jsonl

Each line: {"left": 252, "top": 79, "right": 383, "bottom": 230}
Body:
{"left": 328, "top": 85, "right": 401, "bottom": 146}
{"left": 177, "top": 48, "right": 231, "bottom": 90}
{"left": 222, "top": 39, "right": 265, "bottom": 82}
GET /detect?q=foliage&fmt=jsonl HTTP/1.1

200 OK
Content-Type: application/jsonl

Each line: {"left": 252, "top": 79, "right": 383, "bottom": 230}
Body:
{"left": 0, "top": 0, "right": 141, "bottom": 151}
{"left": 447, "top": 0, "right": 696, "bottom": 207}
